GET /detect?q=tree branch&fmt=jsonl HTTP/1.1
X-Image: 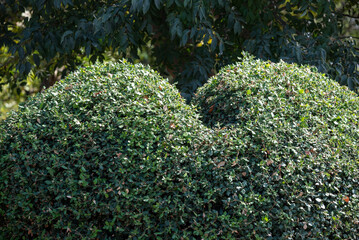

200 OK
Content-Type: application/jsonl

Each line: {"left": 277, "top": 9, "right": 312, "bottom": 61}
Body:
{"left": 337, "top": 13, "right": 359, "bottom": 20}
{"left": 338, "top": 36, "right": 359, "bottom": 40}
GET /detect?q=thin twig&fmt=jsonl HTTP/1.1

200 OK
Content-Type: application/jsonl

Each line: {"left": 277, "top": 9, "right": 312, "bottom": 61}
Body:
{"left": 338, "top": 36, "right": 359, "bottom": 40}
{"left": 337, "top": 13, "right": 359, "bottom": 20}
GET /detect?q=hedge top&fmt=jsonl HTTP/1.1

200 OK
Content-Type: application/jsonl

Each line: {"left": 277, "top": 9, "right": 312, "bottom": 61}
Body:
{"left": 193, "top": 53, "right": 359, "bottom": 130}
{"left": 193, "top": 52, "right": 359, "bottom": 168}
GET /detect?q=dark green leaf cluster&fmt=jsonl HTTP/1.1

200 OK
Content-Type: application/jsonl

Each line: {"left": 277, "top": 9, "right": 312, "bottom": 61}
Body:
{"left": 1, "top": 56, "right": 359, "bottom": 239}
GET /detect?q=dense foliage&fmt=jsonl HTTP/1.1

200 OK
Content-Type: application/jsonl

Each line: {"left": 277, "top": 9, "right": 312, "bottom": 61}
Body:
{"left": 1, "top": 0, "right": 359, "bottom": 104}
{"left": 0, "top": 61, "right": 212, "bottom": 238}
{"left": 192, "top": 53, "right": 359, "bottom": 237}
{"left": 1, "top": 56, "right": 359, "bottom": 239}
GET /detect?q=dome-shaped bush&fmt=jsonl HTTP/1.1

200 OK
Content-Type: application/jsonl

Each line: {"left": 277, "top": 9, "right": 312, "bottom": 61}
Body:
{"left": 192, "top": 53, "right": 359, "bottom": 238}
{"left": 0, "top": 61, "right": 217, "bottom": 239}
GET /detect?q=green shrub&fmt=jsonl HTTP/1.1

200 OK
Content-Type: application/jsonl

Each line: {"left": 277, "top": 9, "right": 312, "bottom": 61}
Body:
{"left": 1, "top": 55, "right": 359, "bottom": 239}
{"left": 0, "top": 61, "right": 216, "bottom": 239}
{"left": 192, "top": 53, "right": 359, "bottom": 238}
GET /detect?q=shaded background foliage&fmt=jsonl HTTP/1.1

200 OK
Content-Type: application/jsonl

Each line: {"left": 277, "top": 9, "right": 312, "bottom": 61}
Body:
{"left": 1, "top": 0, "right": 359, "bottom": 119}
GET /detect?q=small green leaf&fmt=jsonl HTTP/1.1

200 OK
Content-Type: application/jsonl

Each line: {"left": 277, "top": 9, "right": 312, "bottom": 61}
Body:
{"left": 154, "top": 0, "right": 161, "bottom": 9}
{"left": 143, "top": 0, "right": 150, "bottom": 14}
{"left": 61, "top": 30, "right": 73, "bottom": 43}
{"left": 33, "top": 54, "right": 40, "bottom": 66}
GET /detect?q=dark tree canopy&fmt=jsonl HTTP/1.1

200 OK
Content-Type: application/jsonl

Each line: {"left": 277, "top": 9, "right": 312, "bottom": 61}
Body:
{"left": 1, "top": 0, "right": 359, "bottom": 101}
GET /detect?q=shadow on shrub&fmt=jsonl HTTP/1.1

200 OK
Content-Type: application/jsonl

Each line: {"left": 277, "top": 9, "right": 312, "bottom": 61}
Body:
{"left": 1, "top": 55, "right": 359, "bottom": 239}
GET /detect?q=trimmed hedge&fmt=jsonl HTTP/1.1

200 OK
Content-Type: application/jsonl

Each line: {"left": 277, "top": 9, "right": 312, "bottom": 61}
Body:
{"left": 192, "top": 53, "right": 359, "bottom": 238}
{"left": 0, "top": 61, "right": 216, "bottom": 239}
{"left": 1, "top": 55, "right": 359, "bottom": 239}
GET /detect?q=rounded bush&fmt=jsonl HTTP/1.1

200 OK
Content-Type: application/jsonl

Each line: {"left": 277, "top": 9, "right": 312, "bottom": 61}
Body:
{"left": 192, "top": 53, "right": 359, "bottom": 238}
{"left": 0, "top": 61, "right": 216, "bottom": 239}
{"left": 1, "top": 55, "right": 359, "bottom": 239}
